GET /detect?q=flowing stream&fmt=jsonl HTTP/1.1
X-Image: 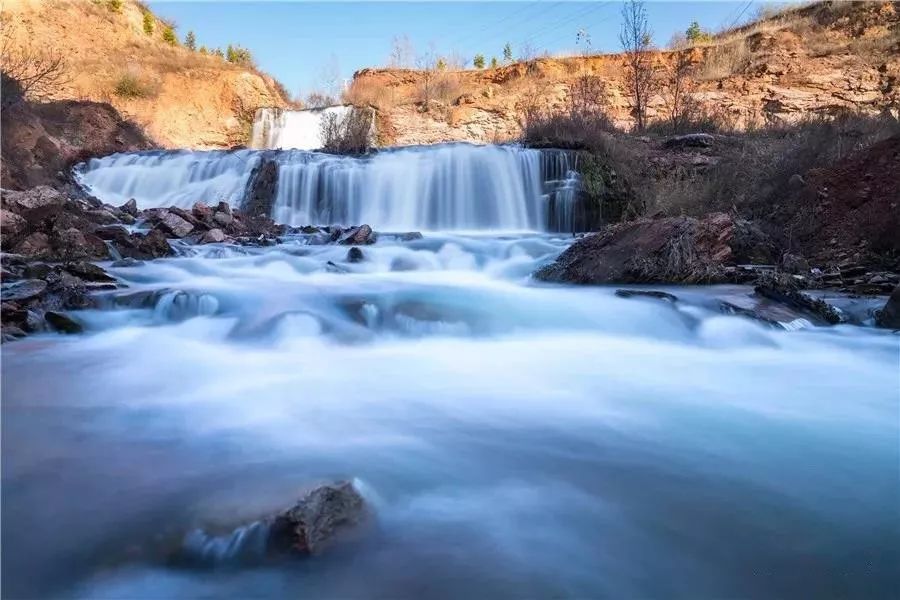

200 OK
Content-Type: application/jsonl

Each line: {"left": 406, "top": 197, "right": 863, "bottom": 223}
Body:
{"left": 250, "top": 106, "right": 360, "bottom": 151}
{"left": 3, "top": 143, "right": 899, "bottom": 598}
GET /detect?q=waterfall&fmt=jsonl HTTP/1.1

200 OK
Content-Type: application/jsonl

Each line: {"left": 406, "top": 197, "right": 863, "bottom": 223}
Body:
{"left": 250, "top": 106, "right": 358, "bottom": 150}
{"left": 75, "top": 150, "right": 261, "bottom": 209}
{"left": 76, "top": 144, "right": 581, "bottom": 232}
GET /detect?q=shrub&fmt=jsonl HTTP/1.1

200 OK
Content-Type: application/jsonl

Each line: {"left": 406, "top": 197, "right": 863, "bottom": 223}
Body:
{"left": 226, "top": 44, "right": 254, "bottom": 67}
{"left": 107, "top": 0, "right": 123, "bottom": 13}
{"left": 320, "top": 108, "right": 374, "bottom": 154}
{"left": 142, "top": 11, "right": 154, "bottom": 35}
{"left": 305, "top": 91, "right": 336, "bottom": 108}
{"left": 162, "top": 25, "right": 177, "bottom": 45}
{"left": 113, "top": 72, "right": 153, "bottom": 99}
{"left": 473, "top": 54, "right": 485, "bottom": 69}
{"left": 685, "top": 21, "right": 713, "bottom": 44}
{"left": 490, "top": 57, "right": 498, "bottom": 68}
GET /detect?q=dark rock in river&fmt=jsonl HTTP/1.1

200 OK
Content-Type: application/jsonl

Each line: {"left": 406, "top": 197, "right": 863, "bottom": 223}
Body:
{"left": 535, "top": 213, "right": 776, "bottom": 285}
{"left": 754, "top": 274, "right": 845, "bottom": 325}
{"left": 875, "top": 284, "right": 900, "bottom": 329}
{"left": 268, "top": 481, "right": 367, "bottom": 555}
{"left": 119, "top": 198, "right": 139, "bottom": 217}
{"left": 346, "top": 247, "right": 364, "bottom": 263}
{"left": 615, "top": 289, "right": 678, "bottom": 302}
{"left": 243, "top": 158, "right": 279, "bottom": 219}
{"left": 339, "top": 224, "right": 375, "bottom": 246}
{"left": 2, "top": 279, "right": 48, "bottom": 301}
{"left": 44, "top": 310, "right": 83, "bottom": 334}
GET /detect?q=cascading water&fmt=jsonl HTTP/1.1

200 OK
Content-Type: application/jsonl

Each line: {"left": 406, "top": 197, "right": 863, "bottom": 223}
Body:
{"left": 250, "top": 106, "right": 359, "bottom": 150}
{"left": 77, "top": 143, "right": 582, "bottom": 231}
{"left": 75, "top": 150, "right": 262, "bottom": 209}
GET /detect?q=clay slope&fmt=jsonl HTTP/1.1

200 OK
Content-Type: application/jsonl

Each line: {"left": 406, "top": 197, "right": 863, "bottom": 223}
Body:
{"left": 2, "top": 0, "right": 288, "bottom": 148}
{"left": 348, "top": 1, "right": 899, "bottom": 145}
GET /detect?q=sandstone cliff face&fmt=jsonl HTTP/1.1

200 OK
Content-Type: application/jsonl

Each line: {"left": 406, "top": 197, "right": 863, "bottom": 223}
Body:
{"left": 2, "top": 0, "right": 288, "bottom": 148}
{"left": 349, "top": 1, "right": 899, "bottom": 145}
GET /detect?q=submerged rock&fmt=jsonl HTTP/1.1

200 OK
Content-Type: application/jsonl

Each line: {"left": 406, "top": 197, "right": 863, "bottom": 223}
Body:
{"left": 44, "top": 311, "right": 83, "bottom": 334}
{"left": 615, "top": 289, "right": 678, "bottom": 302}
{"left": 754, "top": 275, "right": 845, "bottom": 325}
{"left": 346, "top": 247, "right": 364, "bottom": 263}
{"left": 268, "top": 481, "right": 367, "bottom": 556}
{"left": 177, "top": 481, "right": 368, "bottom": 567}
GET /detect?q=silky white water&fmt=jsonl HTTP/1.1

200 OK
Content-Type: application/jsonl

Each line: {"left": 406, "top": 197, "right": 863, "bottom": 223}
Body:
{"left": 250, "top": 106, "right": 358, "bottom": 150}
{"left": 75, "top": 144, "right": 581, "bottom": 231}
{"left": 2, "top": 233, "right": 897, "bottom": 599}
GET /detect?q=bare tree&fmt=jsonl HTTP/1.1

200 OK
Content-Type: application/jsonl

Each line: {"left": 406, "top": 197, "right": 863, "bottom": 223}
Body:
{"left": 662, "top": 50, "right": 699, "bottom": 133}
{"left": 320, "top": 108, "right": 374, "bottom": 154}
{"left": 619, "top": 0, "right": 656, "bottom": 131}
{"left": 416, "top": 45, "right": 437, "bottom": 109}
{"left": 1, "top": 17, "right": 69, "bottom": 111}
{"left": 389, "top": 34, "right": 415, "bottom": 68}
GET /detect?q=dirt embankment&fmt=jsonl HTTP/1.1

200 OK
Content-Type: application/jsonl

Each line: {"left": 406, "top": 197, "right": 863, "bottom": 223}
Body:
{"left": 1, "top": 98, "right": 154, "bottom": 190}
{"left": 348, "top": 1, "right": 899, "bottom": 145}
{"left": 2, "top": 0, "right": 288, "bottom": 149}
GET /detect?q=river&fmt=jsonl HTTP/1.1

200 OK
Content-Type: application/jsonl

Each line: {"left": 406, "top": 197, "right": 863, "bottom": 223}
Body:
{"left": 2, "top": 231, "right": 898, "bottom": 598}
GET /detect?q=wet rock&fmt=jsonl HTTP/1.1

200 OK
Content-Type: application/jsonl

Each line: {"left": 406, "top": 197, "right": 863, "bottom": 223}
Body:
{"left": 94, "top": 224, "right": 132, "bottom": 243}
{"left": 85, "top": 208, "right": 121, "bottom": 225}
{"left": 396, "top": 232, "right": 423, "bottom": 242}
{"left": 1, "top": 326, "right": 27, "bottom": 342}
{"left": 24, "top": 262, "right": 54, "bottom": 279}
{"left": 213, "top": 211, "right": 233, "bottom": 227}
{"left": 346, "top": 247, "right": 364, "bottom": 263}
{"left": 110, "top": 257, "right": 144, "bottom": 268}
{"left": 2, "top": 279, "right": 48, "bottom": 301}
{"left": 390, "top": 256, "right": 419, "bottom": 272}
{"left": 15, "top": 232, "right": 51, "bottom": 257}
{"left": 325, "top": 260, "right": 349, "bottom": 273}
{"left": 615, "top": 289, "right": 678, "bottom": 302}
{"left": 4, "top": 186, "right": 66, "bottom": 221}
{"left": 200, "top": 228, "right": 226, "bottom": 244}
{"left": 62, "top": 261, "right": 116, "bottom": 283}
{"left": 119, "top": 198, "right": 139, "bottom": 217}
{"left": 535, "top": 213, "right": 773, "bottom": 285}
{"left": 300, "top": 225, "right": 321, "bottom": 234}
{"left": 216, "top": 201, "right": 233, "bottom": 217}
{"left": 244, "top": 159, "right": 278, "bottom": 219}
{"left": 52, "top": 228, "right": 109, "bottom": 260}
{"left": 192, "top": 201, "right": 213, "bottom": 222}
{"left": 754, "top": 275, "right": 845, "bottom": 325}
{"left": 268, "top": 481, "right": 366, "bottom": 555}
{"left": 156, "top": 211, "right": 195, "bottom": 238}
{"left": 44, "top": 311, "right": 83, "bottom": 334}
{"left": 114, "top": 229, "right": 173, "bottom": 260}
{"left": 339, "top": 224, "right": 375, "bottom": 246}
{"left": 875, "top": 284, "right": 900, "bottom": 329}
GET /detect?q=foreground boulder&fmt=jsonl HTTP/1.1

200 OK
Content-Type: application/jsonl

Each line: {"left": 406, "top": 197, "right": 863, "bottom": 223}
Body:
{"left": 268, "top": 481, "right": 367, "bottom": 555}
{"left": 178, "top": 481, "right": 367, "bottom": 567}
{"left": 876, "top": 284, "right": 900, "bottom": 329}
{"left": 534, "top": 213, "right": 776, "bottom": 285}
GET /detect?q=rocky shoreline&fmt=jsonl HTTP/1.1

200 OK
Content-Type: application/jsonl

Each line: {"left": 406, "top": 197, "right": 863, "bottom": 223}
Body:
{"left": 0, "top": 185, "right": 405, "bottom": 342}
{"left": 2, "top": 188, "right": 898, "bottom": 343}
{"left": 534, "top": 212, "right": 900, "bottom": 329}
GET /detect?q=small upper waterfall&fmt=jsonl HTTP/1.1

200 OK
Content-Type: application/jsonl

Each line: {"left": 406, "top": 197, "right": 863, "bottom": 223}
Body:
{"left": 250, "top": 106, "right": 358, "bottom": 150}
{"left": 76, "top": 144, "right": 581, "bottom": 232}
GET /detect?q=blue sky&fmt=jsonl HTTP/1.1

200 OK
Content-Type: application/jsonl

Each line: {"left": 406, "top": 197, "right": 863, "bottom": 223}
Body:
{"left": 148, "top": 1, "right": 773, "bottom": 97}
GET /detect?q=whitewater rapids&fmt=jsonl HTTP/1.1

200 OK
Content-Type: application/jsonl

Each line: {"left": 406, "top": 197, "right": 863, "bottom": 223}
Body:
{"left": 1, "top": 232, "right": 897, "bottom": 599}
